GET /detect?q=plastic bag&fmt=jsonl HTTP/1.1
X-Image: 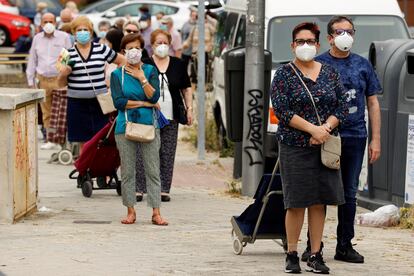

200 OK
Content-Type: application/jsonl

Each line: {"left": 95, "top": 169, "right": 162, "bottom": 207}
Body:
{"left": 356, "top": 204, "right": 400, "bottom": 227}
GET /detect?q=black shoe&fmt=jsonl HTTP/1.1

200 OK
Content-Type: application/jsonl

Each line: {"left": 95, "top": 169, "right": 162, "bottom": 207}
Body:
{"left": 301, "top": 242, "right": 324, "bottom": 262}
{"left": 161, "top": 194, "right": 171, "bottom": 202}
{"left": 334, "top": 245, "right": 364, "bottom": 263}
{"left": 136, "top": 193, "right": 143, "bottom": 202}
{"left": 285, "top": 251, "right": 301, "bottom": 274}
{"left": 306, "top": 252, "right": 330, "bottom": 274}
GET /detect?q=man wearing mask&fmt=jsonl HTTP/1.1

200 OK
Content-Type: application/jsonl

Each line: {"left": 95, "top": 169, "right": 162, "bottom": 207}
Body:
{"left": 94, "top": 20, "right": 111, "bottom": 44}
{"left": 160, "top": 16, "right": 182, "bottom": 58}
{"left": 139, "top": 13, "right": 153, "bottom": 56}
{"left": 301, "top": 15, "right": 382, "bottom": 264}
{"left": 181, "top": 8, "right": 197, "bottom": 70}
{"left": 27, "top": 13, "right": 72, "bottom": 150}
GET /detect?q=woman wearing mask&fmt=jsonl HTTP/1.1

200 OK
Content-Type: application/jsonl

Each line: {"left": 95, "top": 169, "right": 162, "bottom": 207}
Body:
{"left": 136, "top": 29, "right": 192, "bottom": 202}
{"left": 57, "top": 16, "right": 124, "bottom": 153}
{"left": 270, "top": 22, "right": 347, "bottom": 274}
{"left": 110, "top": 33, "right": 168, "bottom": 226}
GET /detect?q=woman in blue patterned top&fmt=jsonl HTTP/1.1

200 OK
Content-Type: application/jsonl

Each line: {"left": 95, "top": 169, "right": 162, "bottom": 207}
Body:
{"left": 110, "top": 33, "right": 168, "bottom": 226}
{"left": 270, "top": 22, "right": 347, "bottom": 274}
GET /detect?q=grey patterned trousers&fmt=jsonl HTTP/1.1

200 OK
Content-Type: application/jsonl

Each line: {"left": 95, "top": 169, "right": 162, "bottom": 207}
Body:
{"left": 115, "top": 131, "right": 161, "bottom": 208}
{"left": 136, "top": 120, "right": 179, "bottom": 193}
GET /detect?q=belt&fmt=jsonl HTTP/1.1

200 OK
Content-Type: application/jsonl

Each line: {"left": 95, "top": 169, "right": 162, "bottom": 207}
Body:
{"left": 37, "top": 74, "right": 58, "bottom": 81}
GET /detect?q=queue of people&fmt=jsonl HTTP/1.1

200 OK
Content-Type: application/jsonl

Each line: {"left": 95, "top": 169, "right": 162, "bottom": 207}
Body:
{"left": 25, "top": 3, "right": 382, "bottom": 273}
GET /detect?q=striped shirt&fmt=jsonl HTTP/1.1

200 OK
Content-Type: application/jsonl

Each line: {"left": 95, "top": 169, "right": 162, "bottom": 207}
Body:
{"left": 67, "top": 42, "right": 117, "bottom": 98}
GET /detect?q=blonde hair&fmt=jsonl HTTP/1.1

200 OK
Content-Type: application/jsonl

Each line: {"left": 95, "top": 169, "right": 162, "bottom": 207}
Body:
{"left": 71, "top": 16, "right": 93, "bottom": 35}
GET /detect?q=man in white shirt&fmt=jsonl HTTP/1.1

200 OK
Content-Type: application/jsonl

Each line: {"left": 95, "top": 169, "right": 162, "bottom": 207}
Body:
{"left": 27, "top": 13, "right": 72, "bottom": 149}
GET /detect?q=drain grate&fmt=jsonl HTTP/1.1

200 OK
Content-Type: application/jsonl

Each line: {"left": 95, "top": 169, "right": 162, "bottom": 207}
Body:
{"left": 73, "top": 220, "right": 112, "bottom": 224}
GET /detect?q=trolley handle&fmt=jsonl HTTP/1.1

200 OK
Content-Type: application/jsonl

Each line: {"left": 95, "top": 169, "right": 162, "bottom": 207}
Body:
{"left": 69, "top": 169, "right": 79, "bottom": 180}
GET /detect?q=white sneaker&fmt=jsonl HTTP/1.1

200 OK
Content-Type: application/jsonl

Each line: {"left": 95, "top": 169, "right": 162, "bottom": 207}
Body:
{"left": 40, "top": 142, "right": 61, "bottom": 150}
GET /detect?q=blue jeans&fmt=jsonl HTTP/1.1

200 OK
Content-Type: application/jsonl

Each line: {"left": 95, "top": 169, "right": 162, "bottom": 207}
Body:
{"left": 337, "top": 137, "right": 367, "bottom": 248}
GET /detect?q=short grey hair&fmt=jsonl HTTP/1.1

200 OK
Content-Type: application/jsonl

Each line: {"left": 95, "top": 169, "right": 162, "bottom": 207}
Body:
{"left": 98, "top": 20, "right": 111, "bottom": 29}
{"left": 123, "top": 20, "right": 140, "bottom": 31}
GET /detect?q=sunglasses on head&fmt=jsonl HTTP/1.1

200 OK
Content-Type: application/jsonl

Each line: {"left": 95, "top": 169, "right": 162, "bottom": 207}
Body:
{"left": 332, "top": 29, "right": 355, "bottom": 36}
{"left": 294, "top": 39, "right": 318, "bottom": 46}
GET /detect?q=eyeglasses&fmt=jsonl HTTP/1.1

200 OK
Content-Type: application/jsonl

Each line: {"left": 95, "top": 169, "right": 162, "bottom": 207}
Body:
{"left": 332, "top": 29, "right": 356, "bottom": 36}
{"left": 125, "top": 29, "right": 139, "bottom": 34}
{"left": 293, "top": 39, "right": 318, "bottom": 46}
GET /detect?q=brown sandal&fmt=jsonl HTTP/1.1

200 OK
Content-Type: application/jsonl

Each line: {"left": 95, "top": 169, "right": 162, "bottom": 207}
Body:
{"left": 151, "top": 215, "right": 168, "bottom": 226}
{"left": 121, "top": 213, "right": 136, "bottom": 224}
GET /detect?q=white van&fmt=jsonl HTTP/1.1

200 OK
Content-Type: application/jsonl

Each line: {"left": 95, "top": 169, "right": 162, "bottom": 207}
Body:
{"left": 211, "top": 0, "right": 411, "bottom": 165}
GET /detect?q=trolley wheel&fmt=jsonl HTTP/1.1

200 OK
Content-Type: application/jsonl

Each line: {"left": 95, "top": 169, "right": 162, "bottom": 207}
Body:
{"left": 58, "top": 149, "right": 73, "bottom": 165}
{"left": 96, "top": 176, "right": 107, "bottom": 188}
{"left": 116, "top": 181, "right": 122, "bottom": 196}
{"left": 233, "top": 237, "right": 243, "bottom": 255}
{"left": 82, "top": 180, "right": 93, "bottom": 198}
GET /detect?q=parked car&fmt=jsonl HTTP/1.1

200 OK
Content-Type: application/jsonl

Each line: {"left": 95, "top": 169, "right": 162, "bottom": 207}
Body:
{"left": 82, "top": 0, "right": 191, "bottom": 35}
{"left": 0, "top": 11, "right": 30, "bottom": 46}
{"left": 0, "top": 1, "right": 19, "bottom": 15}
{"left": 10, "top": 0, "right": 62, "bottom": 20}
{"left": 80, "top": 0, "right": 124, "bottom": 14}
{"left": 211, "top": 0, "right": 411, "bottom": 169}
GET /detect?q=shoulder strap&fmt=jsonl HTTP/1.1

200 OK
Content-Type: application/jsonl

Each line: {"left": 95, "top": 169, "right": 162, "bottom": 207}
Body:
{"left": 288, "top": 63, "right": 322, "bottom": 126}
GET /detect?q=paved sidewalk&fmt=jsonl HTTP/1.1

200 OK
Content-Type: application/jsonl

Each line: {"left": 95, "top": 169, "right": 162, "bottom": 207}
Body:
{"left": 0, "top": 138, "right": 413, "bottom": 275}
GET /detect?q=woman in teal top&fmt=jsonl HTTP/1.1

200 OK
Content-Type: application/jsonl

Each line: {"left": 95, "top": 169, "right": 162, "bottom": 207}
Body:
{"left": 111, "top": 33, "right": 168, "bottom": 226}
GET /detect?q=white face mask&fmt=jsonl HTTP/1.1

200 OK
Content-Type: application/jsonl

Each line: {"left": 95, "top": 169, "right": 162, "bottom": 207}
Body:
{"left": 154, "top": 44, "right": 169, "bottom": 58}
{"left": 125, "top": 48, "right": 142, "bottom": 65}
{"left": 295, "top": 43, "right": 317, "bottom": 62}
{"left": 43, "top": 23, "right": 55, "bottom": 34}
{"left": 139, "top": 21, "right": 149, "bottom": 30}
{"left": 334, "top": 32, "right": 354, "bottom": 52}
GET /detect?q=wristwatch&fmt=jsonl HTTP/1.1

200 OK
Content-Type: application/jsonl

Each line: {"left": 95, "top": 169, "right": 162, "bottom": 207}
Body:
{"left": 141, "top": 78, "right": 148, "bottom": 85}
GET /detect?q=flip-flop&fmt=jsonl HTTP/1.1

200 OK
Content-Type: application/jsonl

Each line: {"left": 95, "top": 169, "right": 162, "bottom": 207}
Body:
{"left": 151, "top": 215, "right": 168, "bottom": 226}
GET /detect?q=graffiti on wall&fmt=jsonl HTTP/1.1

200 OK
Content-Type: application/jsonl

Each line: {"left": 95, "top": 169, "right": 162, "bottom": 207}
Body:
{"left": 244, "top": 89, "right": 264, "bottom": 166}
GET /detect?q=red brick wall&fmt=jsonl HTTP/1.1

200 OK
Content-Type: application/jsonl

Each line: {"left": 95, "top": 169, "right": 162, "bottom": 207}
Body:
{"left": 398, "top": 0, "right": 414, "bottom": 26}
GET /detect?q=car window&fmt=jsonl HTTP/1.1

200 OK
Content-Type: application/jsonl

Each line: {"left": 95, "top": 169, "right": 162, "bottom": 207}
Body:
{"left": 81, "top": 0, "right": 123, "bottom": 14}
{"left": 234, "top": 15, "right": 246, "bottom": 48}
{"left": 214, "top": 12, "right": 238, "bottom": 57}
{"left": 113, "top": 3, "right": 143, "bottom": 17}
{"left": 19, "top": 0, "right": 60, "bottom": 9}
{"left": 151, "top": 4, "right": 178, "bottom": 15}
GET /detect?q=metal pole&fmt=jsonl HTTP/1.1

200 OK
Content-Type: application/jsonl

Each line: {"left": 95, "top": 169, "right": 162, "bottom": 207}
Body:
{"left": 241, "top": 0, "right": 265, "bottom": 196}
{"left": 197, "top": 0, "right": 206, "bottom": 160}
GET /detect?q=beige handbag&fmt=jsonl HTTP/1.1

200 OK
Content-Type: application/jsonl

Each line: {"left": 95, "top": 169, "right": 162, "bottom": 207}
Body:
{"left": 289, "top": 63, "right": 341, "bottom": 170}
{"left": 75, "top": 49, "right": 116, "bottom": 114}
{"left": 121, "top": 66, "right": 155, "bottom": 143}
{"left": 96, "top": 90, "right": 116, "bottom": 114}
{"left": 124, "top": 111, "right": 155, "bottom": 142}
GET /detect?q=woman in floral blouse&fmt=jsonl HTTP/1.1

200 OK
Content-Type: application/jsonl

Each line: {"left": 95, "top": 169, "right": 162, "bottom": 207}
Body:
{"left": 270, "top": 22, "right": 348, "bottom": 274}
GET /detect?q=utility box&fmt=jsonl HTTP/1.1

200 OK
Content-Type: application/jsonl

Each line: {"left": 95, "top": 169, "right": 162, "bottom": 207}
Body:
{"left": 360, "top": 39, "right": 414, "bottom": 209}
{"left": 0, "top": 88, "right": 44, "bottom": 223}
{"left": 224, "top": 47, "right": 272, "bottom": 142}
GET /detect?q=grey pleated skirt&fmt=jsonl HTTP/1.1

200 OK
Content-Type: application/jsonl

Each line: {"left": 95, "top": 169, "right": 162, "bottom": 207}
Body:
{"left": 279, "top": 143, "right": 345, "bottom": 209}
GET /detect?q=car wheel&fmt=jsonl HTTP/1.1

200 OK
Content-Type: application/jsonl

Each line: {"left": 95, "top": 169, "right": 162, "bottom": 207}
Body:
{"left": 0, "top": 27, "right": 9, "bottom": 46}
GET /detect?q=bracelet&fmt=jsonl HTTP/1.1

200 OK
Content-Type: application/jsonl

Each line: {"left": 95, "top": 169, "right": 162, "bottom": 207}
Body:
{"left": 187, "top": 106, "right": 193, "bottom": 111}
{"left": 142, "top": 82, "right": 149, "bottom": 89}
{"left": 141, "top": 78, "right": 148, "bottom": 85}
